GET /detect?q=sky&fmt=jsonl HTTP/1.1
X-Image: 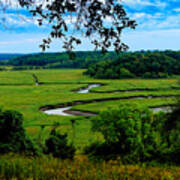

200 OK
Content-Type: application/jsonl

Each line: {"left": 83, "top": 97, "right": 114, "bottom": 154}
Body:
{"left": 0, "top": 0, "right": 180, "bottom": 53}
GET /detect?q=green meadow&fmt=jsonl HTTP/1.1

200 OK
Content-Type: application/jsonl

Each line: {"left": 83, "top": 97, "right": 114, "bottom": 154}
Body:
{"left": 0, "top": 69, "right": 180, "bottom": 149}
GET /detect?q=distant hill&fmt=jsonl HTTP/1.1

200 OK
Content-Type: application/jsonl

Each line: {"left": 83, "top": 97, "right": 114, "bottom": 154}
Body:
{"left": 2, "top": 51, "right": 180, "bottom": 79}
{"left": 85, "top": 50, "right": 180, "bottom": 79}
{"left": 0, "top": 54, "right": 24, "bottom": 61}
{"left": 6, "top": 51, "right": 118, "bottom": 68}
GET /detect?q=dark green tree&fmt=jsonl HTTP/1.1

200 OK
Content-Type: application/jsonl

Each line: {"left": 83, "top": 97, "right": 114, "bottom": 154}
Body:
{"left": 45, "top": 128, "right": 75, "bottom": 159}
{"left": 0, "top": 109, "right": 36, "bottom": 154}
{"left": 85, "top": 51, "right": 180, "bottom": 79}
{"left": 162, "top": 100, "right": 180, "bottom": 164}
{"left": 85, "top": 105, "right": 166, "bottom": 162}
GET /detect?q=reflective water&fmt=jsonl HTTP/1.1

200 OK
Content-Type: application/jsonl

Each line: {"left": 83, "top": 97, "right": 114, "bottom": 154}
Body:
{"left": 43, "top": 83, "right": 174, "bottom": 116}
{"left": 77, "top": 84, "right": 101, "bottom": 93}
{"left": 151, "top": 106, "right": 172, "bottom": 113}
{"left": 44, "top": 107, "right": 72, "bottom": 116}
{"left": 44, "top": 84, "right": 101, "bottom": 116}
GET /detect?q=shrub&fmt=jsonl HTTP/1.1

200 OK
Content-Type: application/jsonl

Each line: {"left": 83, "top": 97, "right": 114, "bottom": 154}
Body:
{"left": 119, "top": 68, "right": 135, "bottom": 78}
{"left": 158, "top": 72, "right": 169, "bottom": 78}
{"left": 143, "top": 72, "right": 152, "bottom": 78}
{"left": 85, "top": 106, "right": 166, "bottom": 163}
{"left": 45, "top": 129, "right": 75, "bottom": 159}
{"left": 0, "top": 109, "right": 37, "bottom": 154}
{"left": 162, "top": 102, "right": 180, "bottom": 164}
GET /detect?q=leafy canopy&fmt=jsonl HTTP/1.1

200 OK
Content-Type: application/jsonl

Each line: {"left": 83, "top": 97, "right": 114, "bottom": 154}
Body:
{"left": 45, "top": 128, "right": 76, "bottom": 159}
{"left": 1, "top": 0, "right": 136, "bottom": 52}
{"left": 0, "top": 109, "right": 36, "bottom": 154}
{"left": 85, "top": 105, "right": 168, "bottom": 162}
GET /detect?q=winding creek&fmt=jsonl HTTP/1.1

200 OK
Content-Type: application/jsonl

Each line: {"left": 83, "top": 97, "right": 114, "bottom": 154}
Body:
{"left": 42, "top": 83, "right": 174, "bottom": 117}
{"left": 77, "top": 84, "right": 101, "bottom": 93}
{"left": 43, "top": 84, "right": 101, "bottom": 116}
{"left": 44, "top": 107, "right": 72, "bottom": 116}
{"left": 151, "top": 106, "right": 173, "bottom": 113}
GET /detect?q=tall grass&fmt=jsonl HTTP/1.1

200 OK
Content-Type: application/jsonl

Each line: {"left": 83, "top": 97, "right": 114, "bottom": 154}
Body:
{"left": 0, "top": 154, "right": 179, "bottom": 180}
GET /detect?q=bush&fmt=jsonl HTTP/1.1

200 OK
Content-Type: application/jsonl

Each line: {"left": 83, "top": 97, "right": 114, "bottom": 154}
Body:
{"left": 85, "top": 106, "right": 167, "bottom": 163}
{"left": 158, "top": 72, "right": 169, "bottom": 78}
{"left": 45, "top": 129, "right": 76, "bottom": 159}
{"left": 0, "top": 109, "right": 37, "bottom": 155}
{"left": 162, "top": 102, "right": 180, "bottom": 164}
{"left": 119, "top": 68, "right": 135, "bottom": 78}
{"left": 143, "top": 72, "right": 152, "bottom": 78}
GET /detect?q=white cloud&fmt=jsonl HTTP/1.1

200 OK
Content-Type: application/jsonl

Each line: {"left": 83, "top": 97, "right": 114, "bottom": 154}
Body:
{"left": 0, "top": 11, "right": 50, "bottom": 29}
{"left": 123, "top": 29, "right": 180, "bottom": 51}
{"left": 133, "top": 12, "right": 152, "bottom": 19}
{"left": 0, "top": 38, "right": 40, "bottom": 45}
{"left": 123, "top": 0, "right": 167, "bottom": 8}
{"left": 0, "top": 13, "right": 33, "bottom": 26}
{"left": 174, "top": 8, "right": 180, "bottom": 12}
{"left": 0, "top": 0, "right": 20, "bottom": 9}
{"left": 137, "top": 13, "right": 180, "bottom": 30}
{"left": 123, "top": 0, "right": 153, "bottom": 7}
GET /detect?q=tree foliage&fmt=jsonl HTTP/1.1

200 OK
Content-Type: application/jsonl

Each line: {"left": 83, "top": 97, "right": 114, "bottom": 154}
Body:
{"left": 5, "top": 51, "right": 119, "bottom": 69}
{"left": 85, "top": 106, "right": 165, "bottom": 162}
{"left": 163, "top": 100, "right": 180, "bottom": 163}
{"left": 85, "top": 105, "right": 180, "bottom": 164}
{"left": 2, "top": 50, "right": 180, "bottom": 78}
{"left": 0, "top": 0, "right": 136, "bottom": 52}
{"left": 0, "top": 109, "right": 36, "bottom": 154}
{"left": 0, "top": 108, "right": 76, "bottom": 158}
{"left": 85, "top": 50, "right": 180, "bottom": 79}
{"left": 45, "top": 128, "right": 76, "bottom": 159}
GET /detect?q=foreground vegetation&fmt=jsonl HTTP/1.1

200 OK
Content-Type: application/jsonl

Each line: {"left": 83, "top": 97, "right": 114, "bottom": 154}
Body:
{"left": 0, "top": 155, "right": 180, "bottom": 180}
{"left": 0, "top": 105, "right": 180, "bottom": 179}
{"left": 0, "top": 69, "right": 180, "bottom": 179}
{"left": 85, "top": 106, "right": 180, "bottom": 164}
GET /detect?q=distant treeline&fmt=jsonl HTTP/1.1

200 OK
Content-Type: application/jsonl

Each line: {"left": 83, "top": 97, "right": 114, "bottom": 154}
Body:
{"left": 1, "top": 51, "right": 180, "bottom": 79}
{"left": 3, "top": 51, "right": 118, "bottom": 69}
{"left": 0, "top": 54, "right": 24, "bottom": 61}
{"left": 85, "top": 50, "right": 180, "bottom": 79}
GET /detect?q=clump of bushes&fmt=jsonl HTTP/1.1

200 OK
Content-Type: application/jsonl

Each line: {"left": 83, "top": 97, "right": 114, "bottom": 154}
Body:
{"left": 85, "top": 105, "right": 180, "bottom": 164}
{"left": 162, "top": 102, "right": 180, "bottom": 164}
{"left": 0, "top": 109, "right": 76, "bottom": 160}
{"left": 1, "top": 105, "right": 180, "bottom": 165}
{"left": 45, "top": 128, "right": 76, "bottom": 159}
{"left": 0, "top": 109, "right": 38, "bottom": 155}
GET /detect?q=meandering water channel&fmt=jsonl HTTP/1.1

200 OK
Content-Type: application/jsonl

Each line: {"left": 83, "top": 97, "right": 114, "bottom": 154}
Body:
{"left": 77, "top": 84, "right": 101, "bottom": 93}
{"left": 42, "top": 83, "right": 174, "bottom": 117}
{"left": 41, "top": 84, "right": 172, "bottom": 116}
{"left": 43, "top": 84, "right": 101, "bottom": 116}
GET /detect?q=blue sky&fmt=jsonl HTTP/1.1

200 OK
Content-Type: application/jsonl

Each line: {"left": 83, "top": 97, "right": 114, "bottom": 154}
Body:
{"left": 0, "top": 0, "right": 180, "bottom": 53}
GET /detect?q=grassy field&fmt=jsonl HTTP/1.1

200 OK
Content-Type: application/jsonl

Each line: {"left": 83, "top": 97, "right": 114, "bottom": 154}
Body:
{"left": 0, "top": 69, "right": 180, "bottom": 149}
{"left": 0, "top": 69, "right": 180, "bottom": 179}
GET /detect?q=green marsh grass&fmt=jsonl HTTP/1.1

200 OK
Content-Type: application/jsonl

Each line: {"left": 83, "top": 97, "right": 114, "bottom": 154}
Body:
{"left": 0, "top": 69, "right": 180, "bottom": 148}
